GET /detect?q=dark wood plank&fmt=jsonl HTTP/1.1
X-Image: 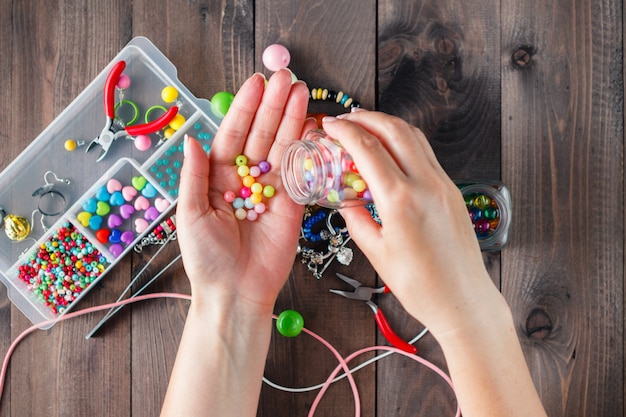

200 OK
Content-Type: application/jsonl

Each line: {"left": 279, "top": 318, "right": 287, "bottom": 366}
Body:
{"left": 501, "top": 0, "right": 624, "bottom": 415}
{"left": 1, "top": 1, "right": 134, "bottom": 416}
{"left": 377, "top": 0, "right": 502, "bottom": 414}
{"left": 0, "top": 0, "right": 12, "bottom": 414}
{"left": 255, "top": 1, "right": 378, "bottom": 416}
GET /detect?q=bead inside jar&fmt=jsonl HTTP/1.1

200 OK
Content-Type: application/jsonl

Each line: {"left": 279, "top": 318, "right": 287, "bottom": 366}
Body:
{"left": 281, "top": 130, "right": 372, "bottom": 208}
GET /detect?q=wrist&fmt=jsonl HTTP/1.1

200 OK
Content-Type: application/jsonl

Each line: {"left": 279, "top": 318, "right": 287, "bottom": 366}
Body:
{"left": 431, "top": 289, "right": 515, "bottom": 351}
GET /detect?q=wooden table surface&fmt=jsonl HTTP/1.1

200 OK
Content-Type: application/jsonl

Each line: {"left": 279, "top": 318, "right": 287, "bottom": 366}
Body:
{"left": 0, "top": 0, "right": 623, "bottom": 416}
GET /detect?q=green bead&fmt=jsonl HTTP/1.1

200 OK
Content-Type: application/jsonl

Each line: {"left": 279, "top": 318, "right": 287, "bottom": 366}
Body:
{"left": 211, "top": 91, "right": 235, "bottom": 117}
{"left": 276, "top": 310, "right": 304, "bottom": 338}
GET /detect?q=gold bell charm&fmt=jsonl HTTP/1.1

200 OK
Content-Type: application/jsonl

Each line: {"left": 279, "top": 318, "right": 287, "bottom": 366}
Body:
{"left": 0, "top": 208, "right": 31, "bottom": 241}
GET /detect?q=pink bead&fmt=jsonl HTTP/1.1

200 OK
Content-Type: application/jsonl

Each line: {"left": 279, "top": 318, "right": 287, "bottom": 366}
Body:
{"left": 223, "top": 190, "right": 236, "bottom": 203}
{"left": 262, "top": 44, "right": 291, "bottom": 72}
{"left": 249, "top": 166, "right": 261, "bottom": 177}
{"left": 117, "top": 74, "right": 131, "bottom": 89}
{"left": 254, "top": 202, "right": 266, "bottom": 214}
{"left": 134, "top": 134, "right": 152, "bottom": 151}
{"left": 240, "top": 186, "right": 252, "bottom": 198}
{"left": 246, "top": 210, "right": 258, "bottom": 221}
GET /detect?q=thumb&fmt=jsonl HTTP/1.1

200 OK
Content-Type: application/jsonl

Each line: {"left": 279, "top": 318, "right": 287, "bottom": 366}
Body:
{"left": 339, "top": 205, "right": 383, "bottom": 264}
{"left": 178, "top": 134, "right": 211, "bottom": 217}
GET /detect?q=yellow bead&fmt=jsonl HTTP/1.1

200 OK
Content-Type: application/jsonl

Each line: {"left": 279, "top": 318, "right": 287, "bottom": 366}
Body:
{"left": 327, "top": 190, "right": 340, "bottom": 203}
{"left": 237, "top": 165, "right": 250, "bottom": 177}
{"left": 250, "top": 182, "right": 263, "bottom": 194}
{"left": 164, "top": 128, "right": 175, "bottom": 139}
{"left": 336, "top": 91, "right": 344, "bottom": 103}
{"left": 304, "top": 158, "right": 313, "bottom": 170}
{"left": 242, "top": 175, "right": 255, "bottom": 188}
{"left": 161, "top": 86, "right": 179, "bottom": 103}
{"left": 169, "top": 113, "right": 186, "bottom": 130}
{"left": 316, "top": 88, "right": 322, "bottom": 100}
{"left": 64, "top": 139, "right": 77, "bottom": 151}
{"left": 250, "top": 193, "right": 262, "bottom": 204}
{"left": 352, "top": 179, "right": 367, "bottom": 193}
{"left": 343, "top": 172, "right": 360, "bottom": 187}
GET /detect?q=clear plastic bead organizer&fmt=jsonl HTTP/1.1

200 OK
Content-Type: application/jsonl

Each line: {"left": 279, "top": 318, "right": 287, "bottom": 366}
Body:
{"left": 0, "top": 37, "right": 222, "bottom": 327}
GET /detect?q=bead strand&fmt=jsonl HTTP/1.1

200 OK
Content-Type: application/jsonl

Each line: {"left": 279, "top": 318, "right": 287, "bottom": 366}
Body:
{"left": 310, "top": 87, "right": 361, "bottom": 110}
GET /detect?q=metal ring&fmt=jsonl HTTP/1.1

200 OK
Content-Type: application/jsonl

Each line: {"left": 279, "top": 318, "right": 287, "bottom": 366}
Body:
{"left": 37, "top": 189, "right": 66, "bottom": 217}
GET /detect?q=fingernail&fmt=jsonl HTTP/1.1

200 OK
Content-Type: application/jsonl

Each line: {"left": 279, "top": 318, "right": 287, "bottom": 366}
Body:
{"left": 253, "top": 72, "right": 266, "bottom": 81}
{"left": 322, "top": 115, "right": 338, "bottom": 123}
{"left": 183, "top": 134, "right": 190, "bottom": 158}
{"left": 351, "top": 107, "right": 366, "bottom": 113}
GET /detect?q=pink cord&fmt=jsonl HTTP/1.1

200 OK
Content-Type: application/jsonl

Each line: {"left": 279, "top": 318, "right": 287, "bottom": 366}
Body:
{"left": 0, "top": 292, "right": 191, "bottom": 400}
{"left": 309, "top": 344, "right": 461, "bottom": 417}
{"left": 1, "top": 293, "right": 458, "bottom": 417}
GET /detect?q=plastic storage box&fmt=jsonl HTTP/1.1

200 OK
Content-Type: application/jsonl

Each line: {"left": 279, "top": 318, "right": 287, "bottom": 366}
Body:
{"left": 0, "top": 37, "right": 222, "bottom": 327}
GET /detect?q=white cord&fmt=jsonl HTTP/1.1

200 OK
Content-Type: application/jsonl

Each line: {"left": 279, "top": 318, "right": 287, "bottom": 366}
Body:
{"left": 263, "top": 327, "right": 429, "bottom": 393}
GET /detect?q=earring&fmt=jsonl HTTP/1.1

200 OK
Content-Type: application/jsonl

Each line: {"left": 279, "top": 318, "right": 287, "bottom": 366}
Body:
{"left": 31, "top": 171, "right": 70, "bottom": 231}
{"left": 0, "top": 207, "right": 31, "bottom": 241}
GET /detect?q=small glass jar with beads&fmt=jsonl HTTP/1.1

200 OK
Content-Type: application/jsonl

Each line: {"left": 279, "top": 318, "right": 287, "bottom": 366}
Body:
{"left": 455, "top": 181, "right": 512, "bottom": 251}
{"left": 281, "top": 130, "right": 372, "bottom": 208}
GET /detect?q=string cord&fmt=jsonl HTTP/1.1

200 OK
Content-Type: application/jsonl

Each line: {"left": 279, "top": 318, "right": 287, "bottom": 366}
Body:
{"left": 262, "top": 327, "right": 429, "bottom": 393}
{"left": 0, "top": 294, "right": 458, "bottom": 417}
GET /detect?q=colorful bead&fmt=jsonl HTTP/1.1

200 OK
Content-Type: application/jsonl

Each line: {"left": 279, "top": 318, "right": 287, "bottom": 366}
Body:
{"left": 64, "top": 139, "right": 77, "bottom": 152}
{"left": 276, "top": 309, "right": 304, "bottom": 337}
{"left": 17, "top": 221, "right": 110, "bottom": 314}
{"left": 211, "top": 91, "right": 235, "bottom": 117}
{"left": 161, "top": 86, "right": 179, "bottom": 103}
{"left": 223, "top": 191, "right": 236, "bottom": 203}
{"left": 134, "top": 134, "right": 152, "bottom": 151}
{"left": 310, "top": 87, "right": 361, "bottom": 109}
{"left": 235, "top": 155, "right": 248, "bottom": 166}
{"left": 463, "top": 192, "right": 501, "bottom": 239}
{"left": 258, "top": 161, "right": 270, "bottom": 173}
{"left": 262, "top": 44, "right": 291, "bottom": 72}
{"left": 224, "top": 155, "right": 275, "bottom": 221}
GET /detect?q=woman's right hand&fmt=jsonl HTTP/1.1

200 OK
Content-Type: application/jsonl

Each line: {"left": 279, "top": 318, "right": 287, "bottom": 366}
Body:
{"left": 322, "top": 111, "right": 505, "bottom": 338}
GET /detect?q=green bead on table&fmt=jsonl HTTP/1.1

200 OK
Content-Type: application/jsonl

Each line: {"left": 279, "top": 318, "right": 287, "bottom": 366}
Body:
{"left": 276, "top": 310, "right": 304, "bottom": 338}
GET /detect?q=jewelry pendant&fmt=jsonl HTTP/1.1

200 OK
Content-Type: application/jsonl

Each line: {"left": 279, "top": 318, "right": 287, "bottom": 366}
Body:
{"left": 1, "top": 210, "right": 31, "bottom": 241}
{"left": 336, "top": 246, "right": 353, "bottom": 266}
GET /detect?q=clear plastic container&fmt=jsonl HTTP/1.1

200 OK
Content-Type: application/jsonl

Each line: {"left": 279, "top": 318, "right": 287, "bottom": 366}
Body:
{"left": 281, "top": 130, "right": 372, "bottom": 208}
{"left": 0, "top": 37, "right": 223, "bottom": 327}
{"left": 456, "top": 181, "right": 511, "bottom": 251}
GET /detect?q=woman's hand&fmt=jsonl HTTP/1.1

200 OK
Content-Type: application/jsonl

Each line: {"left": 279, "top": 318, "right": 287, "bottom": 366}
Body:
{"left": 176, "top": 70, "right": 316, "bottom": 313}
{"left": 322, "top": 111, "right": 501, "bottom": 337}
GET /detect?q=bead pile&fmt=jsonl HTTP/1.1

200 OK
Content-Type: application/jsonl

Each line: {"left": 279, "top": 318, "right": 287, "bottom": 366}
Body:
{"left": 76, "top": 174, "right": 171, "bottom": 258}
{"left": 463, "top": 192, "right": 500, "bottom": 238}
{"left": 223, "top": 155, "right": 275, "bottom": 221}
{"left": 150, "top": 126, "right": 212, "bottom": 198}
{"left": 17, "top": 221, "right": 110, "bottom": 314}
{"left": 302, "top": 153, "right": 371, "bottom": 205}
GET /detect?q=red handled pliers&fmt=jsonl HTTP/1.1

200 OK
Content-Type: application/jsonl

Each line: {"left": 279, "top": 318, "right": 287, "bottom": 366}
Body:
{"left": 330, "top": 273, "right": 417, "bottom": 354}
{"left": 86, "top": 60, "right": 179, "bottom": 161}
